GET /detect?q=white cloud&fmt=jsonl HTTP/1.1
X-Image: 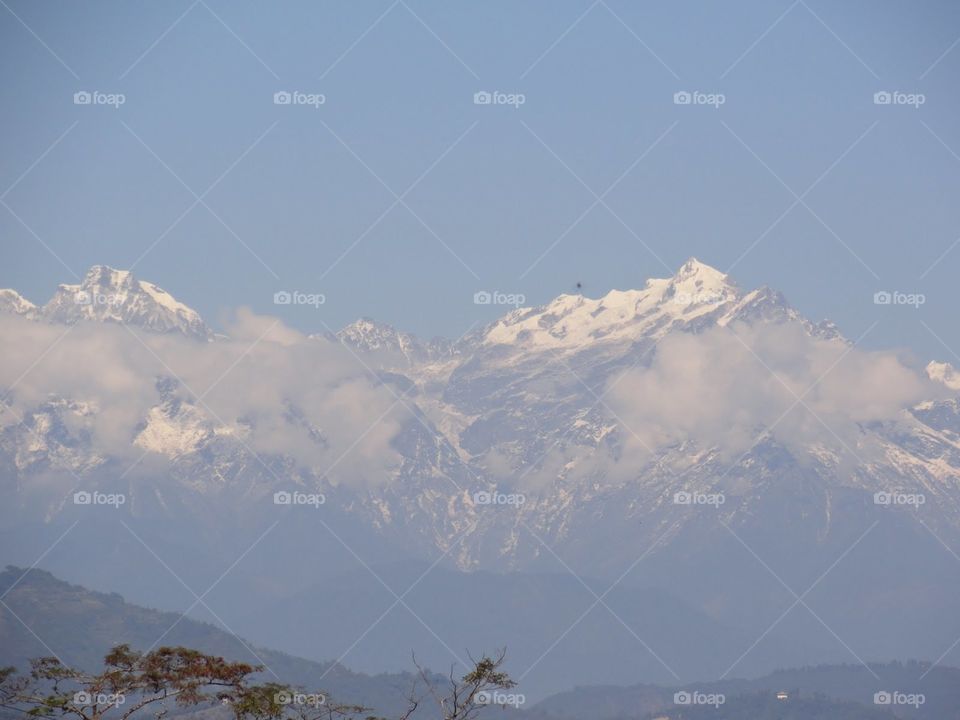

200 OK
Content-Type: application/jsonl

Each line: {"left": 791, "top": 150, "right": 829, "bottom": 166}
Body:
{"left": 0, "top": 312, "right": 945, "bottom": 492}
{"left": 0, "top": 311, "right": 404, "bottom": 487}
{"left": 605, "top": 321, "right": 938, "bottom": 465}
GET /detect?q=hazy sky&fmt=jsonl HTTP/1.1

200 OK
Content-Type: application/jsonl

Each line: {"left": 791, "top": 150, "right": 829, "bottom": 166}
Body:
{"left": 2, "top": 0, "right": 959, "bottom": 362}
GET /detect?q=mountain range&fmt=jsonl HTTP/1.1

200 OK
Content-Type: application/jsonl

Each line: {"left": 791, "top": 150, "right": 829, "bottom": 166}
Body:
{"left": 2, "top": 260, "right": 960, "bottom": 699}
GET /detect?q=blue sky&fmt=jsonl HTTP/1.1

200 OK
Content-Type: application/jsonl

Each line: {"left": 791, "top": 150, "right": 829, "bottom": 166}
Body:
{"left": 2, "top": 0, "right": 959, "bottom": 362}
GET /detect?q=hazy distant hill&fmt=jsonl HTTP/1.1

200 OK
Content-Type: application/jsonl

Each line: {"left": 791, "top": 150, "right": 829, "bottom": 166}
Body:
{"left": 644, "top": 692, "right": 892, "bottom": 720}
{"left": 0, "top": 566, "right": 426, "bottom": 718}
{"left": 231, "top": 559, "right": 839, "bottom": 699}
{"left": 530, "top": 661, "right": 960, "bottom": 720}
{"left": 3, "top": 567, "right": 957, "bottom": 720}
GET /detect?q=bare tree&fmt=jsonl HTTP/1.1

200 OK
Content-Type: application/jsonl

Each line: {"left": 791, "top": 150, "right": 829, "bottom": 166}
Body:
{"left": 407, "top": 650, "right": 516, "bottom": 720}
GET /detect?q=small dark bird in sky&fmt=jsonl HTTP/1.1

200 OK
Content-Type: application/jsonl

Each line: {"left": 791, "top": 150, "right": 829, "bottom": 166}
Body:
{"left": 576, "top": 282, "right": 583, "bottom": 292}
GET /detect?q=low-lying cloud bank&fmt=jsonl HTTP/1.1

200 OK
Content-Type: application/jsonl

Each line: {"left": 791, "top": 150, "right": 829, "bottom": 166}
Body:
{"left": 0, "top": 310, "right": 403, "bottom": 486}
{"left": 0, "top": 312, "right": 946, "bottom": 492}
{"left": 479, "top": 321, "right": 944, "bottom": 494}
{"left": 606, "top": 321, "right": 937, "bottom": 466}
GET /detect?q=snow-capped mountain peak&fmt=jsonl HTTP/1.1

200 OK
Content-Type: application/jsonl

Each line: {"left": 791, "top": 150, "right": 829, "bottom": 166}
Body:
{"left": 481, "top": 258, "right": 742, "bottom": 349}
{"left": 335, "top": 317, "right": 454, "bottom": 366}
{"left": 662, "top": 257, "right": 738, "bottom": 305}
{"left": 928, "top": 360, "right": 960, "bottom": 390}
{"left": 337, "top": 318, "right": 412, "bottom": 354}
{"left": 0, "top": 288, "right": 37, "bottom": 317}
{"left": 36, "top": 265, "right": 213, "bottom": 340}
{"left": 669, "top": 256, "right": 732, "bottom": 287}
